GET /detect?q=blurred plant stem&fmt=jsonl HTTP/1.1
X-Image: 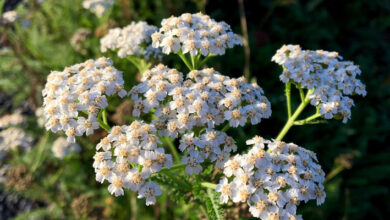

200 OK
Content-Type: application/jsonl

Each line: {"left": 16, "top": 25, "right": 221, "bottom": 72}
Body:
{"left": 238, "top": 0, "right": 251, "bottom": 79}
{"left": 201, "top": 182, "right": 217, "bottom": 189}
{"left": 325, "top": 165, "right": 345, "bottom": 183}
{"left": 129, "top": 191, "right": 137, "bottom": 220}
{"left": 162, "top": 137, "right": 180, "bottom": 163}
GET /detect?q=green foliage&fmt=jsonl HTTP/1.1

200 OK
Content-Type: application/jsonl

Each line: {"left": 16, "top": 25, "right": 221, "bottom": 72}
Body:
{"left": 205, "top": 188, "right": 225, "bottom": 220}
{"left": 0, "top": 0, "right": 389, "bottom": 219}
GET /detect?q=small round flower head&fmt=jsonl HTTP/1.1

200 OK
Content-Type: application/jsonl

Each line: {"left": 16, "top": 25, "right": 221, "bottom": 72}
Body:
{"left": 93, "top": 121, "right": 172, "bottom": 205}
{"left": 272, "top": 45, "right": 367, "bottom": 123}
{"left": 152, "top": 12, "right": 242, "bottom": 56}
{"left": 71, "top": 28, "right": 92, "bottom": 55}
{"left": 179, "top": 130, "right": 237, "bottom": 174}
{"left": 52, "top": 137, "right": 81, "bottom": 159}
{"left": 82, "top": 0, "right": 114, "bottom": 17}
{"left": 101, "top": 21, "right": 162, "bottom": 60}
{"left": 42, "top": 57, "right": 127, "bottom": 142}
{"left": 0, "top": 11, "right": 18, "bottom": 24}
{"left": 0, "top": 112, "right": 25, "bottom": 129}
{"left": 1, "top": 11, "right": 18, "bottom": 24}
{"left": 0, "top": 128, "right": 33, "bottom": 160}
{"left": 130, "top": 65, "right": 271, "bottom": 137}
{"left": 217, "top": 136, "right": 326, "bottom": 219}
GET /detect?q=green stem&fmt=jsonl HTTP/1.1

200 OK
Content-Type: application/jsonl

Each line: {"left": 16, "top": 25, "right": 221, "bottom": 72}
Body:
{"left": 201, "top": 182, "right": 217, "bottom": 189}
{"left": 177, "top": 51, "right": 193, "bottom": 71}
{"left": 221, "top": 124, "right": 230, "bottom": 132}
{"left": 195, "top": 53, "right": 201, "bottom": 69}
{"left": 275, "top": 89, "right": 314, "bottom": 141}
{"left": 98, "top": 110, "right": 111, "bottom": 131}
{"left": 163, "top": 137, "right": 180, "bottom": 163}
{"left": 191, "top": 55, "right": 196, "bottom": 69}
{"left": 299, "top": 87, "right": 305, "bottom": 102}
{"left": 102, "top": 109, "right": 108, "bottom": 126}
{"left": 285, "top": 82, "right": 292, "bottom": 118}
{"left": 198, "top": 54, "right": 214, "bottom": 68}
{"left": 293, "top": 112, "right": 322, "bottom": 125}
{"left": 325, "top": 165, "right": 345, "bottom": 183}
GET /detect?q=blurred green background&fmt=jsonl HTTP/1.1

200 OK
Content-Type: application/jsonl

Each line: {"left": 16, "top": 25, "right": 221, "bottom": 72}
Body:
{"left": 0, "top": 0, "right": 389, "bottom": 219}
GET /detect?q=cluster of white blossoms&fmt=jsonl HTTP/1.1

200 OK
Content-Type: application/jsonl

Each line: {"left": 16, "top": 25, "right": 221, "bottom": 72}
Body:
{"left": 101, "top": 21, "right": 162, "bottom": 60}
{"left": 216, "top": 136, "right": 325, "bottom": 220}
{"left": 0, "top": 128, "right": 33, "bottom": 159}
{"left": 1, "top": 11, "right": 18, "bottom": 24}
{"left": 272, "top": 44, "right": 367, "bottom": 123}
{"left": 82, "top": 0, "right": 114, "bottom": 17}
{"left": 52, "top": 137, "right": 81, "bottom": 159}
{"left": 151, "top": 12, "right": 242, "bottom": 56}
{"left": 179, "top": 130, "right": 237, "bottom": 174}
{"left": 93, "top": 121, "right": 172, "bottom": 205}
{"left": 130, "top": 64, "right": 271, "bottom": 138}
{"left": 42, "top": 57, "right": 127, "bottom": 143}
{"left": 0, "top": 112, "right": 25, "bottom": 129}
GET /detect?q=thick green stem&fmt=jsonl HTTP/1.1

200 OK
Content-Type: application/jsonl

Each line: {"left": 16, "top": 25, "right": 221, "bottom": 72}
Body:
{"left": 275, "top": 89, "right": 314, "bottom": 141}
{"left": 285, "top": 82, "right": 292, "bottom": 118}
{"left": 201, "top": 182, "right": 217, "bottom": 189}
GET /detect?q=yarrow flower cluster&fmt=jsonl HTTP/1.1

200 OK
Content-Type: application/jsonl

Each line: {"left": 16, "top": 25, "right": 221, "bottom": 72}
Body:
{"left": 93, "top": 121, "right": 172, "bottom": 205}
{"left": 101, "top": 21, "right": 162, "bottom": 60}
{"left": 0, "top": 128, "right": 33, "bottom": 159}
{"left": 0, "top": 112, "right": 25, "bottom": 129}
{"left": 52, "top": 137, "right": 81, "bottom": 159}
{"left": 151, "top": 12, "right": 242, "bottom": 56}
{"left": 272, "top": 44, "right": 367, "bottom": 122}
{"left": 130, "top": 64, "right": 271, "bottom": 138}
{"left": 42, "top": 57, "right": 127, "bottom": 143}
{"left": 179, "top": 130, "right": 237, "bottom": 174}
{"left": 1, "top": 11, "right": 18, "bottom": 24}
{"left": 216, "top": 136, "right": 325, "bottom": 220}
{"left": 82, "top": 0, "right": 114, "bottom": 17}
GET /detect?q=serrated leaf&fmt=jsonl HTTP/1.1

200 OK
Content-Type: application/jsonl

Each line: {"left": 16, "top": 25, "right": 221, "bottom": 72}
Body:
{"left": 205, "top": 188, "right": 224, "bottom": 220}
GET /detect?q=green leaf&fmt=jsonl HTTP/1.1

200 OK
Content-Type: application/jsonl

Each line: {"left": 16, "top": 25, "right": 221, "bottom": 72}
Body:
{"left": 205, "top": 188, "right": 224, "bottom": 220}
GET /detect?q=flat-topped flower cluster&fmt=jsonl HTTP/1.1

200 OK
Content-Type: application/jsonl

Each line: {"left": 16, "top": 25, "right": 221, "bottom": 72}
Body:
{"left": 216, "top": 136, "right": 325, "bottom": 220}
{"left": 42, "top": 57, "right": 126, "bottom": 143}
{"left": 272, "top": 44, "right": 367, "bottom": 122}
{"left": 0, "top": 112, "right": 25, "bottom": 129}
{"left": 130, "top": 64, "right": 272, "bottom": 134}
{"left": 40, "top": 11, "right": 367, "bottom": 219}
{"left": 82, "top": 0, "right": 114, "bottom": 17}
{"left": 179, "top": 130, "right": 237, "bottom": 174}
{"left": 151, "top": 12, "right": 242, "bottom": 56}
{"left": 93, "top": 121, "right": 172, "bottom": 205}
{"left": 100, "top": 21, "right": 162, "bottom": 60}
{"left": 52, "top": 137, "right": 81, "bottom": 159}
{"left": 0, "top": 127, "right": 33, "bottom": 160}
